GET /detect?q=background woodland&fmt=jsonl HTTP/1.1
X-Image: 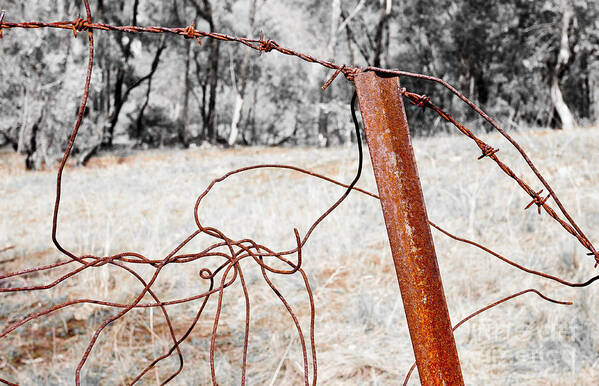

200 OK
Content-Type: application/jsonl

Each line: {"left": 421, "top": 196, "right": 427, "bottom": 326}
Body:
{"left": 0, "top": 0, "right": 598, "bottom": 169}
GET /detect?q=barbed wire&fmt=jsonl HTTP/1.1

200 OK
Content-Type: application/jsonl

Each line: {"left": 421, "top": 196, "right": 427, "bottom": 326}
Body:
{"left": 1, "top": 3, "right": 598, "bottom": 385}
{"left": 401, "top": 90, "right": 597, "bottom": 256}
{"left": 2, "top": 11, "right": 596, "bottom": 265}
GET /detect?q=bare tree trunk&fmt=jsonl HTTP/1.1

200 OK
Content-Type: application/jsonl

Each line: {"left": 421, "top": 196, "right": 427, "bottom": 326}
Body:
{"left": 182, "top": 40, "right": 192, "bottom": 147}
{"left": 17, "top": 88, "right": 28, "bottom": 154}
{"left": 249, "top": 87, "right": 258, "bottom": 143}
{"left": 18, "top": 69, "right": 46, "bottom": 169}
{"left": 317, "top": 0, "right": 341, "bottom": 147}
{"left": 551, "top": 77, "right": 576, "bottom": 130}
{"left": 373, "top": 0, "right": 392, "bottom": 68}
{"left": 339, "top": 1, "right": 370, "bottom": 64}
{"left": 206, "top": 40, "right": 219, "bottom": 144}
{"left": 228, "top": 0, "right": 257, "bottom": 146}
{"left": 103, "top": 0, "right": 141, "bottom": 148}
{"left": 25, "top": 119, "right": 39, "bottom": 170}
{"left": 551, "top": 2, "right": 577, "bottom": 130}
{"left": 328, "top": 0, "right": 341, "bottom": 54}
{"left": 228, "top": 94, "right": 243, "bottom": 146}
{"left": 177, "top": 0, "right": 195, "bottom": 148}
{"left": 133, "top": 36, "right": 167, "bottom": 144}
{"left": 190, "top": 0, "right": 220, "bottom": 144}
{"left": 345, "top": 23, "right": 355, "bottom": 65}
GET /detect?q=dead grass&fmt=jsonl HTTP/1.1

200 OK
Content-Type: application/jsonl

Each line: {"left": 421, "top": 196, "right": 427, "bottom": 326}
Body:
{"left": 1, "top": 126, "right": 599, "bottom": 384}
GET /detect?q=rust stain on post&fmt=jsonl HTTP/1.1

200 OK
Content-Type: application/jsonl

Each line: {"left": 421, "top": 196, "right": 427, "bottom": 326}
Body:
{"left": 354, "top": 72, "right": 464, "bottom": 385}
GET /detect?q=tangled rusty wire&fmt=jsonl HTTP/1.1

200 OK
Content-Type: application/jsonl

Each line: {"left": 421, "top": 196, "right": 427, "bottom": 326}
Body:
{"left": 1, "top": 2, "right": 598, "bottom": 385}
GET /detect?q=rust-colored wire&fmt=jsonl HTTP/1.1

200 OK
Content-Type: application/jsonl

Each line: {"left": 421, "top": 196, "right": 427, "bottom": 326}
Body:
{"left": 3, "top": 12, "right": 595, "bottom": 264}
{"left": 1, "top": 6, "right": 598, "bottom": 385}
{"left": 401, "top": 90, "right": 597, "bottom": 262}
{"left": 4, "top": 159, "right": 596, "bottom": 384}
{"left": 0, "top": 44, "right": 362, "bottom": 386}
{"left": 402, "top": 289, "right": 572, "bottom": 385}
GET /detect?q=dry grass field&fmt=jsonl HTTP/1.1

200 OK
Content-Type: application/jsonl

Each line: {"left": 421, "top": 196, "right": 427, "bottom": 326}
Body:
{"left": 1, "top": 126, "right": 599, "bottom": 385}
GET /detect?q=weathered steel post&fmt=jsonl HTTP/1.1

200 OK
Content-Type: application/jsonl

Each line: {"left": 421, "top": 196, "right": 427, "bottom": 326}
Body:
{"left": 354, "top": 72, "right": 464, "bottom": 385}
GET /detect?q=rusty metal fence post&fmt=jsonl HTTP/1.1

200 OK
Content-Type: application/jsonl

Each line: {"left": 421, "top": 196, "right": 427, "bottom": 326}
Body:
{"left": 354, "top": 72, "right": 464, "bottom": 385}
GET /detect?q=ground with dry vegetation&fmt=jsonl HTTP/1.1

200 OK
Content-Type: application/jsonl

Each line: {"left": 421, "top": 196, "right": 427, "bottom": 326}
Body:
{"left": 1, "top": 126, "right": 599, "bottom": 385}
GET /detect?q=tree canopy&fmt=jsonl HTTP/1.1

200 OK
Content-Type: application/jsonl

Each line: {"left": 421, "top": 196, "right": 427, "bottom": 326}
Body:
{"left": 1, "top": 0, "right": 598, "bottom": 168}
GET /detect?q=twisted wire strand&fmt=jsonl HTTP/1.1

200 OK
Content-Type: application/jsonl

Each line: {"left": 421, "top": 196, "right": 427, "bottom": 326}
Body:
{"left": 1, "top": 5, "right": 598, "bottom": 385}
{"left": 2, "top": 13, "right": 595, "bottom": 264}
{"left": 401, "top": 90, "right": 597, "bottom": 259}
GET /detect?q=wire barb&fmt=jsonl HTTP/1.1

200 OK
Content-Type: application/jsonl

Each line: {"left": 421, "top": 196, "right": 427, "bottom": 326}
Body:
{"left": 478, "top": 144, "right": 499, "bottom": 160}
{"left": 71, "top": 17, "right": 88, "bottom": 38}
{"left": 524, "top": 189, "right": 550, "bottom": 215}
{"left": 401, "top": 92, "right": 596, "bottom": 255}
{"left": 322, "top": 65, "right": 345, "bottom": 91}
{"left": 184, "top": 23, "right": 201, "bottom": 45}
{"left": 402, "top": 90, "right": 431, "bottom": 108}
{"left": 342, "top": 66, "right": 361, "bottom": 81}
{"left": 258, "top": 32, "right": 276, "bottom": 54}
{"left": 0, "top": 10, "right": 5, "bottom": 39}
{"left": 586, "top": 251, "right": 599, "bottom": 267}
